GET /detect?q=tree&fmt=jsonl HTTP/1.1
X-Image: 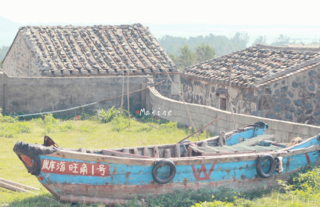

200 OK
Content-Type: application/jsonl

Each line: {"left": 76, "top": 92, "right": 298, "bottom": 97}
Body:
{"left": 168, "top": 53, "right": 178, "bottom": 65}
{"left": 271, "top": 34, "right": 291, "bottom": 46}
{"left": 176, "top": 44, "right": 196, "bottom": 70}
{"left": 253, "top": 36, "right": 267, "bottom": 45}
{"left": 0, "top": 46, "right": 9, "bottom": 62}
{"left": 231, "top": 32, "right": 250, "bottom": 49}
{"left": 195, "top": 44, "right": 216, "bottom": 62}
{"left": 158, "top": 32, "right": 251, "bottom": 57}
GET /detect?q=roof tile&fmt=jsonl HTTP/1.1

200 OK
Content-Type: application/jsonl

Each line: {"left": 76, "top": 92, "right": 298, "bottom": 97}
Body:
{"left": 19, "top": 24, "right": 178, "bottom": 76}
{"left": 182, "top": 44, "right": 320, "bottom": 88}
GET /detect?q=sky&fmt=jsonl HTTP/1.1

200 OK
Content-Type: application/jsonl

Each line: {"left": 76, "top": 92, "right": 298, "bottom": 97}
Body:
{"left": 1, "top": 0, "right": 320, "bottom": 25}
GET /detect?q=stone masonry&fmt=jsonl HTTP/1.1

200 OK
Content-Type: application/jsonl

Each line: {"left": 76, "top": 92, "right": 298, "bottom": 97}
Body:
{"left": 181, "top": 44, "right": 320, "bottom": 125}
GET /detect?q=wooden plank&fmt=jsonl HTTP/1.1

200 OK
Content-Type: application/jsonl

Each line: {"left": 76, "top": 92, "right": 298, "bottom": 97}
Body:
{"left": 234, "top": 135, "right": 275, "bottom": 146}
{"left": 101, "top": 150, "right": 152, "bottom": 159}
{"left": 164, "top": 149, "right": 171, "bottom": 158}
{"left": 233, "top": 145, "right": 256, "bottom": 152}
{"left": 222, "top": 145, "right": 238, "bottom": 152}
{"left": 0, "top": 181, "right": 38, "bottom": 195}
{"left": 188, "top": 148, "right": 193, "bottom": 157}
{"left": 175, "top": 144, "right": 181, "bottom": 158}
{"left": 0, "top": 178, "right": 40, "bottom": 191}
{"left": 153, "top": 146, "right": 159, "bottom": 158}
{"left": 143, "top": 147, "right": 149, "bottom": 157}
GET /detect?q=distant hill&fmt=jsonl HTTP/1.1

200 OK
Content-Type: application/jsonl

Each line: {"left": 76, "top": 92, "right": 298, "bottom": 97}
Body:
{"left": 0, "top": 16, "right": 21, "bottom": 32}
{"left": 0, "top": 16, "right": 21, "bottom": 48}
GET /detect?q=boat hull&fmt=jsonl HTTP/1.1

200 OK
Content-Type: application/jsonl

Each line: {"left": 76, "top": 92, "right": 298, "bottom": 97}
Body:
{"left": 13, "top": 127, "right": 320, "bottom": 205}
{"left": 34, "top": 146, "right": 320, "bottom": 201}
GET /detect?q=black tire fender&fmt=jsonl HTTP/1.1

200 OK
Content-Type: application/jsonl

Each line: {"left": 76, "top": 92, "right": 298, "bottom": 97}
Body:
{"left": 256, "top": 154, "right": 276, "bottom": 178}
{"left": 152, "top": 159, "right": 176, "bottom": 184}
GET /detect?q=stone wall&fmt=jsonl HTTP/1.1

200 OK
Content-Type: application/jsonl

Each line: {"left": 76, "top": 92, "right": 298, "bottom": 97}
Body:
{"left": 0, "top": 72, "right": 149, "bottom": 116}
{"left": 181, "top": 75, "right": 256, "bottom": 114}
{"left": 181, "top": 64, "right": 320, "bottom": 126}
{"left": 148, "top": 86, "right": 320, "bottom": 142}
{"left": 257, "top": 65, "right": 320, "bottom": 125}
{"left": 2, "top": 31, "right": 41, "bottom": 77}
{"left": 154, "top": 73, "right": 180, "bottom": 100}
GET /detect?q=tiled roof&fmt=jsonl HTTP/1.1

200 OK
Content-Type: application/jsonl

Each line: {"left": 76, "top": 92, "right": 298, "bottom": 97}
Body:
{"left": 19, "top": 24, "right": 178, "bottom": 76}
{"left": 182, "top": 44, "right": 320, "bottom": 88}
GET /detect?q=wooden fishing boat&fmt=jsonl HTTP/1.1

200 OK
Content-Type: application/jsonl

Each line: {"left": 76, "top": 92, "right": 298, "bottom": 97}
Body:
{"left": 13, "top": 122, "right": 320, "bottom": 205}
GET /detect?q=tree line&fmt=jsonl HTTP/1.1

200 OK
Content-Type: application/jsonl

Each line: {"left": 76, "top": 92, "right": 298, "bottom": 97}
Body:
{"left": 0, "top": 46, "right": 9, "bottom": 68}
{"left": 159, "top": 32, "right": 250, "bottom": 57}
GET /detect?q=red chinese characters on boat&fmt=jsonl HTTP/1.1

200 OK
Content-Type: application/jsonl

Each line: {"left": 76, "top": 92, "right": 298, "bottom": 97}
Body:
{"left": 41, "top": 159, "right": 109, "bottom": 177}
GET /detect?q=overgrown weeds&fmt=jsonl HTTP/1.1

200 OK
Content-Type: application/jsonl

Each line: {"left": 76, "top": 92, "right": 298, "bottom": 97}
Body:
{"left": 0, "top": 114, "right": 33, "bottom": 138}
{"left": 95, "top": 106, "right": 122, "bottom": 123}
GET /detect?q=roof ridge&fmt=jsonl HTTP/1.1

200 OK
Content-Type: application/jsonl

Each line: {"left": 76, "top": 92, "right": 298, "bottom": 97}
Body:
{"left": 255, "top": 43, "right": 320, "bottom": 52}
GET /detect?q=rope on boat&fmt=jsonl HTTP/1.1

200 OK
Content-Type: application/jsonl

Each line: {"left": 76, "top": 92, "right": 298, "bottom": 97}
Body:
{"left": 120, "top": 68, "right": 125, "bottom": 113}
{"left": 127, "top": 69, "right": 131, "bottom": 125}
{"left": 228, "top": 58, "right": 236, "bottom": 130}
{"left": 14, "top": 80, "right": 164, "bottom": 118}
{"left": 177, "top": 116, "right": 222, "bottom": 143}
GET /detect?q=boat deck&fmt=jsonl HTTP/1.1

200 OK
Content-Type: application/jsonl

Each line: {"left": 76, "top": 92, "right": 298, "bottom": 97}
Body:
{"left": 190, "top": 144, "right": 283, "bottom": 156}
{"left": 234, "top": 134, "right": 275, "bottom": 146}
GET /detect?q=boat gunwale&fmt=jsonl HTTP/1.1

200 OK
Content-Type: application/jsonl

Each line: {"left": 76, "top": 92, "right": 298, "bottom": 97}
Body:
{"left": 44, "top": 143, "right": 320, "bottom": 166}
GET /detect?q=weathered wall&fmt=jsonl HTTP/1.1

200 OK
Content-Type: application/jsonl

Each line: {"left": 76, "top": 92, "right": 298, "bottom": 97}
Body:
{"left": 181, "top": 64, "right": 320, "bottom": 125}
{"left": 154, "top": 73, "right": 180, "bottom": 100}
{"left": 2, "top": 31, "right": 41, "bottom": 77}
{"left": 0, "top": 73, "right": 150, "bottom": 116}
{"left": 181, "top": 75, "right": 256, "bottom": 114}
{"left": 257, "top": 65, "right": 320, "bottom": 125}
{"left": 148, "top": 86, "right": 320, "bottom": 142}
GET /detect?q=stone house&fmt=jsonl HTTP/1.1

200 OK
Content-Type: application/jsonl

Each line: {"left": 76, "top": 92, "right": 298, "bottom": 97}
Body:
{"left": 181, "top": 44, "right": 320, "bottom": 125}
{"left": 1, "top": 24, "right": 179, "bottom": 115}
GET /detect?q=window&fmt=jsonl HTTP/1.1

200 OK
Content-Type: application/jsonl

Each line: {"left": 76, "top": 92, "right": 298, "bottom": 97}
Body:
{"left": 220, "top": 98, "right": 227, "bottom": 110}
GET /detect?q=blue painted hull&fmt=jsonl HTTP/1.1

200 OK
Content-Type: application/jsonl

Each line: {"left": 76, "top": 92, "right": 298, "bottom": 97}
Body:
{"left": 13, "top": 123, "right": 320, "bottom": 204}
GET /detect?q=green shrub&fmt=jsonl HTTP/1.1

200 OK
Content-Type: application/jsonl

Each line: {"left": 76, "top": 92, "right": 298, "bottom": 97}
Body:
{"left": 0, "top": 115, "right": 18, "bottom": 123}
{"left": 160, "top": 121, "right": 178, "bottom": 129}
{"left": 0, "top": 122, "right": 33, "bottom": 138}
{"left": 96, "top": 107, "right": 120, "bottom": 123}
{"left": 30, "top": 117, "right": 44, "bottom": 125}
{"left": 111, "top": 115, "right": 130, "bottom": 132}
{"left": 0, "top": 124, "right": 15, "bottom": 138}
{"left": 14, "top": 122, "right": 33, "bottom": 133}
